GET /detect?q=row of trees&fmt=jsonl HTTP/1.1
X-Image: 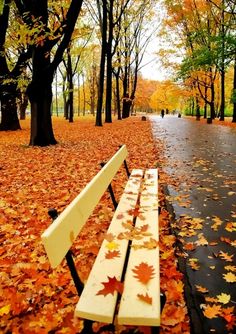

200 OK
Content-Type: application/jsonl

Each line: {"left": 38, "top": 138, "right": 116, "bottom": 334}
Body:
{"left": 162, "top": 0, "right": 236, "bottom": 121}
{"left": 0, "top": 0, "right": 157, "bottom": 146}
{"left": 1, "top": 0, "right": 235, "bottom": 147}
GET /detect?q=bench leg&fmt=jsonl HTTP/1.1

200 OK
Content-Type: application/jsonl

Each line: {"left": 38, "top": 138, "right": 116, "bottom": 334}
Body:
{"left": 160, "top": 293, "right": 166, "bottom": 312}
{"left": 80, "top": 319, "right": 93, "bottom": 334}
{"left": 65, "top": 250, "right": 84, "bottom": 295}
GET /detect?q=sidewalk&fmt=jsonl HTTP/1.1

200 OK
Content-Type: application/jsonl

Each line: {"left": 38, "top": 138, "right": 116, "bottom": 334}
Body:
{"left": 151, "top": 115, "right": 236, "bottom": 334}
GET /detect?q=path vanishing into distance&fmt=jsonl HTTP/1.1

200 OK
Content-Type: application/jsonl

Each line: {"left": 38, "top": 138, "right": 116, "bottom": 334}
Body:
{"left": 151, "top": 115, "right": 236, "bottom": 334}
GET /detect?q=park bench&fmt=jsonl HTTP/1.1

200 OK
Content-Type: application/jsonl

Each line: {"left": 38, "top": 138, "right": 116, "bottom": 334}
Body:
{"left": 41, "top": 145, "right": 164, "bottom": 332}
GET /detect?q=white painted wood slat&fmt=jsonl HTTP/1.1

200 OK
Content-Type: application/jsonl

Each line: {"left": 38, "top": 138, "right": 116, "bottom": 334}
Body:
{"left": 118, "top": 169, "right": 160, "bottom": 326}
{"left": 75, "top": 170, "right": 143, "bottom": 323}
{"left": 41, "top": 145, "right": 128, "bottom": 268}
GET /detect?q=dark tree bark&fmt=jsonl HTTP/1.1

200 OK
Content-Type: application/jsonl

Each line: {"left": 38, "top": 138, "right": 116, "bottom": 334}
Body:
{"left": 219, "top": 6, "right": 225, "bottom": 122}
{"left": 14, "top": 0, "right": 84, "bottom": 145}
{"left": 19, "top": 92, "right": 28, "bottom": 120}
{"left": 0, "top": 85, "right": 21, "bottom": 130}
{"left": 67, "top": 47, "right": 74, "bottom": 123}
{"left": 232, "top": 56, "right": 236, "bottom": 122}
{"left": 114, "top": 69, "right": 122, "bottom": 120}
{"left": 0, "top": 0, "right": 24, "bottom": 131}
{"left": 105, "top": 0, "right": 114, "bottom": 123}
{"left": 96, "top": 0, "right": 107, "bottom": 126}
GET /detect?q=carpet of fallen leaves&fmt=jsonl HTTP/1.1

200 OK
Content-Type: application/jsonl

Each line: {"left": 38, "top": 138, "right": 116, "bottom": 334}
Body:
{"left": 0, "top": 116, "right": 190, "bottom": 334}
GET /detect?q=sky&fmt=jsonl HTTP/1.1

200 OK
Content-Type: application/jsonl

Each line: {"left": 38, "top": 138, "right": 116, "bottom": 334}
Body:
{"left": 140, "top": 38, "right": 168, "bottom": 82}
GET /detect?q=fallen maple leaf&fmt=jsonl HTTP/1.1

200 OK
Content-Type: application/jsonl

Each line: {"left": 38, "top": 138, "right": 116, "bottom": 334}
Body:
{"left": 132, "top": 262, "right": 155, "bottom": 284}
{"left": 104, "top": 233, "right": 115, "bottom": 242}
{"left": 196, "top": 234, "right": 208, "bottom": 246}
{"left": 225, "top": 222, "right": 236, "bottom": 232}
{"left": 0, "top": 305, "right": 11, "bottom": 316}
{"left": 188, "top": 258, "right": 200, "bottom": 270}
{"left": 137, "top": 293, "right": 152, "bottom": 305}
{"left": 225, "top": 265, "right": 236, "bottom": 272}
{"left": 217, "top": 293, "right": 231, "bottom": 304}
{"left": 96, "top": 276, "right": 123, "bottom": 296}
{"left": 223, "top": 272, "right": 236, "bottom": 283}
{"left": 205, "top": 297, "right": 218, "bottom": 303}
{"left": 183, "top": 242, "right": 196, "bottom": 251}
{"left": 203, "top": 304, "right": 221, "bottom": 319}
{"left": 219, "top": 251, "right": 234, "bottom": 262}
{"left": 195, "top": 285, "right": 208, "bottom": 293}
{"left": 105, "top": 241, "right": 119, "bottom": 251}
{"left": 105, "top": 250, "right": 121, "bottom": 260}
{"left": 116, "top": 213, "right": 125, "bottom": 220}
{"left": 161, "top": 303, "right": 187, "bottom": 326}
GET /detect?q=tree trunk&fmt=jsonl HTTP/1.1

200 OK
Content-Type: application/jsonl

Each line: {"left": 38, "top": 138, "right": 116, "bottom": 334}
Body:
{"left": 27, "top": 49, "right": 57, "bottom": 146}
{"left": 19, "top": 92, "right": 28, "bottom": 120}
{"left": 210, "top": 79, "right": 216, "bottom": 119}
{"left": 219, "top": 3, "right": 225, "bottom": 122}
{"left": 232, "top": 56, "right": 236, "bottom": 123}
{"left": 28, "top": 81, "right": 56, "bottom": 146}
{"left": 0, "top": 86, "right": 21, "bottom": 130}
{"left": 195, "top": 96, "right": 201, "bottom": 120}
{"left": 219, "top": 69, "right": 225, "bottom": 121}
{"left": 105, "top": 0, "right": 113, "bottom": 123}
{"left": 115, "top": 72, "right": 121, "bottom": 120}
{"left": 67, "top": 48, "right": 74, "bottom": 123}
{"left": 232, "top": 57, "right": 236, "bottom": 123}
{"left": 96, "top": 0, "right": 107, "bottom": 127}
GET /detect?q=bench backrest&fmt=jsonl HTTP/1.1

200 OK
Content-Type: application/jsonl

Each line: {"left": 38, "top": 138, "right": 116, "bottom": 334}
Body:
{"left": 41, "top": 145, "right": 128, "bottom": 268}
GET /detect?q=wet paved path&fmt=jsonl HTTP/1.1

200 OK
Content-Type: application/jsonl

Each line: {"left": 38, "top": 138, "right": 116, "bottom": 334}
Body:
{"left": 150, "top": 116, "right": 236, "bottom": 334}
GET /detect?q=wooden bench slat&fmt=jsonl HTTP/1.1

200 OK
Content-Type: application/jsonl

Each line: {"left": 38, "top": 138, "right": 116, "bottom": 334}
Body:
{"left": 41, "top": 145, "right": 128, "bottom": 268}
{"left": 75, "top": 170, "right": 144, "bottom": 323}
{"left": 118, "top": 169, "right": 160, "bottom": 326}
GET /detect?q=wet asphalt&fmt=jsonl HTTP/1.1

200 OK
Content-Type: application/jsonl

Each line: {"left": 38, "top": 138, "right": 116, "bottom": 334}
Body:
{"left": 150, "top": 115, "right": 236, "bottom": 334}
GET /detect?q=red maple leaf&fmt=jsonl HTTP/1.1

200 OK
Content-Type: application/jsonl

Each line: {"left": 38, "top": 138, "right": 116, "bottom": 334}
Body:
{"left": 137, "top": 293, "right": 152, "bottom": 304}
{"left": 132, "top": 262, "right": 155, "bottom": 284}
{"left": 96, "top": 276, "right": 123, "bottom": 296}
{"left": 105, "top": 250, "right": 121, "bottom": 260}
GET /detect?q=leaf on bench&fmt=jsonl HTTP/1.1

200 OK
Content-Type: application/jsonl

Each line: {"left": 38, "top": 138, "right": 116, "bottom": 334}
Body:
{"left": 132, "top": 237, "right": 159, "bottom": 250}
{"left": 105, "top": 250, "right": 121, "bottom": 260}
{"left": 105, "top": 241, "right": 119, "bottom": 250}
{"left": 104, "top": 233, "right": 115, "bottom": 242}
{"left": 137, "top": 293, "right": 153, "bottom": 305}
{"left": 132, "top": 262, "right": 155, "bottom": 284}
{"left": 96, "top": 276, "right": 124, "bottom": 296}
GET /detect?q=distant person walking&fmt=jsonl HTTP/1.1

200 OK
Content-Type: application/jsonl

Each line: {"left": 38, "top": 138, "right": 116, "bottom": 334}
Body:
{"left": 161, "top": 109, "right": 165, "bottom": 118}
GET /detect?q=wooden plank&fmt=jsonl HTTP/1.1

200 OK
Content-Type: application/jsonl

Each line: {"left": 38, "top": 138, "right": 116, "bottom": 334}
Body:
{"left": 41, "top": 145, "right": 128, "bottom": 268}
{"left": 118, "top": 169, "right": 160, "bottom": 326}
{"left": 75, "top": 170, "right": 143, "bottom": 323}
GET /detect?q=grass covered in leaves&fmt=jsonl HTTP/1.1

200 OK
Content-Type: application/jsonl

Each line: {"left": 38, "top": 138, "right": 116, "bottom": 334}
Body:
{"left": 0, "top": 116, "right": 190, "bottom": 334}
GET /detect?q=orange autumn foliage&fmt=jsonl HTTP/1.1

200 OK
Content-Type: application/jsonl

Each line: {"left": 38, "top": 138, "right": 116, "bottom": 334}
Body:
{"left": 0, "top": 117, "right": 190, "bottom": 333}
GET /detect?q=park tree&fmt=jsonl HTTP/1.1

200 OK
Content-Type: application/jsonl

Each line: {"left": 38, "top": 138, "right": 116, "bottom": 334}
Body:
{"left": 163, "top": 0, "right": 236, "bottom": 121}
{"left": 13, "top": 0, "right": 84, "bottom": 146}
{"left": 61, "top": 21, "right": 93, "bottom": 122}
{"left": 119, "top": 0, "right": 157, "bottom": 118}
{"left": 0, "top": 0, "right": 30, "bottom": 131}
{"left": 135, "top": 77, "right": 157, "bottom": 112}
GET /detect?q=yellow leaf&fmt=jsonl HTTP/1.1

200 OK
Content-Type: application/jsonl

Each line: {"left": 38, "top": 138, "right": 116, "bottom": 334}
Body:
{"left": 105, "top": 241, "right": 119, "bottom": 251}
{"left": 227, "top": 191, "right": 235, "bottom": 196}
{"left": 0, "top": 304, "right": 11, "bottom": 316}
{"left": 225, "top": 265, "right": 236, "bottom": 272}
{"left": 217, "top": 293, "right": 231, "bottom": 304}
{"left": 223, "top": 272, "right": 236, "bottom": 283}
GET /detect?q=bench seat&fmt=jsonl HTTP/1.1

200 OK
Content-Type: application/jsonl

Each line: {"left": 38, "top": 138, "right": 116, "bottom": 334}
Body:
{"left": 75, "top": 169, "right": 160, "bottom": 326}
{"left": 41, "top": 145, "right": 161, "bottom": 328}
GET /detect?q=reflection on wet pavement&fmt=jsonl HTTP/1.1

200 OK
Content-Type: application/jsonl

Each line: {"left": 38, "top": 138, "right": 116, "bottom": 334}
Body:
{"left": 151, "top": 115, "right": 236, "bottom": 334}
